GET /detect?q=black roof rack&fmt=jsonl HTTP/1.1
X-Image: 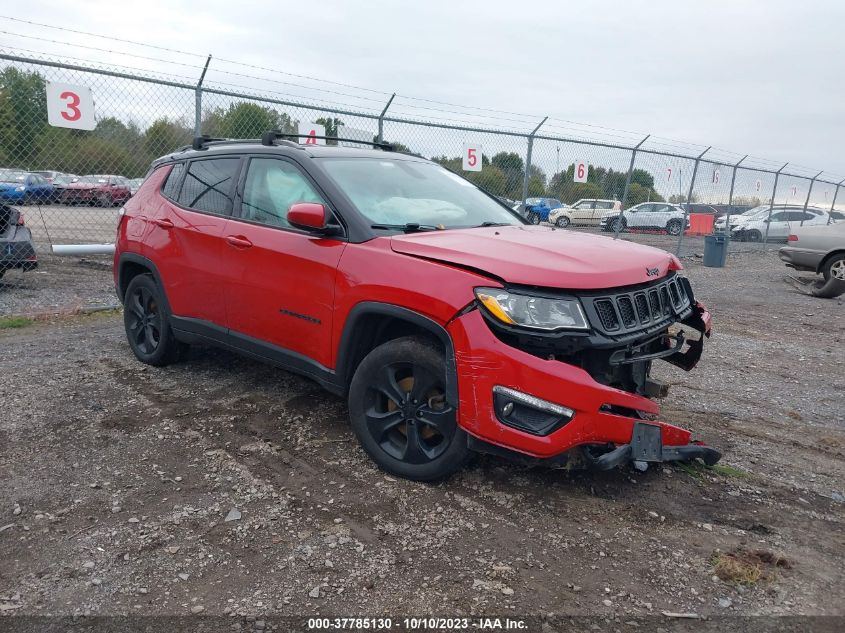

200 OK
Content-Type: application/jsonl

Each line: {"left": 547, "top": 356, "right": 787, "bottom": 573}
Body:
{"left": 261, "top": 130, "right": 394, "bottom": 151}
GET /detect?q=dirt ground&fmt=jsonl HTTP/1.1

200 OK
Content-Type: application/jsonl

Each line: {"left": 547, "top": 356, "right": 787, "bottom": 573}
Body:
{"left": 1, "top": 250, "right": 843, "bottom": 631}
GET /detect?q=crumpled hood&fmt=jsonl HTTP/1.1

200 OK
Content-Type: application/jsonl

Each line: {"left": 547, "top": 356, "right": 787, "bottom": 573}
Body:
{"left": 389, "top": 225, "right": 680, "bottom": 289}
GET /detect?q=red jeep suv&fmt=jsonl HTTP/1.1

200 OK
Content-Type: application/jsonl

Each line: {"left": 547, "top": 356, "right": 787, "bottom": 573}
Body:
{"left": 114, "top": 132, "right": 719, "bottom": 480}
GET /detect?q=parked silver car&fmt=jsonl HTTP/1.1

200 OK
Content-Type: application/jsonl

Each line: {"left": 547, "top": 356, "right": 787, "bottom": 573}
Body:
{"left": 779, "top": 222, "right": 845, "bottom": 298}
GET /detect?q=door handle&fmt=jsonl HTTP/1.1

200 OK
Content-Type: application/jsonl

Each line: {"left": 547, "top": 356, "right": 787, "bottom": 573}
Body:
{"left": 152, "top": 218, "right": 174, "bottom": 229}
{"left": 225, "top": 235, "right": 253, "bottom": 249}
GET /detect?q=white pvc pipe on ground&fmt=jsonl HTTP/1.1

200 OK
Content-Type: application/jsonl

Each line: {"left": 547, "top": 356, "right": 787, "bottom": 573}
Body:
{"left": 52, "top": 244, "right": 115, "bottom": 256}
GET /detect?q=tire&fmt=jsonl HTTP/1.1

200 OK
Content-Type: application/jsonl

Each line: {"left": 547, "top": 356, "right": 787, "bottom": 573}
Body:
{"left": 608, "top": 217, "right": 625, "bottom": 233}
{"left": 666, "top": 219, "right": 683, "bottom": 236}
{"left": 555, "top": 216, "right": 570, "bottom": 228}
{"left": 528, "top": 212, "right": 541, "bottom": 225}
{"left": 97, "top": 193, "right": 112, "bottom": 208}
{"left": 348, "top": 336, "right": 472, "bottom": 481}
{"left": 746, "top": 229, "right": 762, "bottom": 243}
{"left": 821, "top": 253, "right": 845, "bottom": 282}
{"left": 123, "top": 273, "right": 186, "bottom": 366}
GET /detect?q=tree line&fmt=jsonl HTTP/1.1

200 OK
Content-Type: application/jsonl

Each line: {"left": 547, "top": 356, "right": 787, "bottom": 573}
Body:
{"left": 1, "top": 67, "right": 664, "bottom": 205}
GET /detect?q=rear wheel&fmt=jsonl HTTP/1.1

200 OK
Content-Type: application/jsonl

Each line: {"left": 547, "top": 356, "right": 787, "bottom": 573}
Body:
{"left": 555, "top": 216, "right": 570, "bottom": 228}
{"left": 821, "top": 253, "right": 845, "bottom": 282}
{"left": 123, "top": 274, "right": 186, "bottom": 366}
{"left": 348, "top": 337, "right": 471, "bottom": 481}
{"left": 97, "top": 192, "right": 112, "bottom": 207}
{"left": 666, "top": 219, "right": 683, "bottom": 235}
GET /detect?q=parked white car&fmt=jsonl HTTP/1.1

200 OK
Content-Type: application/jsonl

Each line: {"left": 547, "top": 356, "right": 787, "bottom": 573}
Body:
{"left": 599, "top": 202, "right": 688, "bottom": 235}
{"left": 549, "top": 199, "right": 621, "bottom": 227}
{"left": 730, "top": 206, "right": 832, "bottom": 242}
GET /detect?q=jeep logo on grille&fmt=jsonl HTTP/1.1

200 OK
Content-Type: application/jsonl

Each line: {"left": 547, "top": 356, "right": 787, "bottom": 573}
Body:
{"left": 646, "top": 267, "right": 660, "bottom": 277}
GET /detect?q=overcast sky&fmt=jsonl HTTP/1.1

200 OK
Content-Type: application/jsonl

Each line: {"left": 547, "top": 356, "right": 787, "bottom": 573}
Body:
{"left": 3, "top": 0, "right": 844, "bottom": 179}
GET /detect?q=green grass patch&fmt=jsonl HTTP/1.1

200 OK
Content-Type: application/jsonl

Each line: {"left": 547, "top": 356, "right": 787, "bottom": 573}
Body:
{"left": 708, "top": 464, "right": 749, "bottom": 479}
{"left": 0, "top": 316, "right": 33, "bottom": 329}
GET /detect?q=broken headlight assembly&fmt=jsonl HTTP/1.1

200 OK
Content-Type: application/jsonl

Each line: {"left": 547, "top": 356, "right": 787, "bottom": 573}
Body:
{"left": 475, "top": 287, "right": 589, "bottom": 331}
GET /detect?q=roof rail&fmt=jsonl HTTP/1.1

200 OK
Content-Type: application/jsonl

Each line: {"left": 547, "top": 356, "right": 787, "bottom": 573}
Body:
{"left": 261, "top": 130, "right": 394, "bottom": 151}
{"left": 192, "top": 135, "right": 227, "bottom": 150}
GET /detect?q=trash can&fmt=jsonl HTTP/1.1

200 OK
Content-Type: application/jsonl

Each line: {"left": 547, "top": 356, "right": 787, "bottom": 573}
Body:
{"left": 703, "top": 234, "right": 728, "bottom": 268}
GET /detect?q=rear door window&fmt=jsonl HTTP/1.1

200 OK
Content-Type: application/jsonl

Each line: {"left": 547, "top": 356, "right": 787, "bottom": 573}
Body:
{"left": 178, "top": 158, "right": 240, "bottom": 215}
{"left": 161, "top": 163, "right": 185, "bottom": 201}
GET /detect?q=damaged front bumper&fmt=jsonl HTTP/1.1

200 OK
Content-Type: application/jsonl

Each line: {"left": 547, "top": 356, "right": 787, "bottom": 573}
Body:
{"left": 447, "top": 299, "right": 718, "bottom": 468}
{"left": 583, "top": 422, "right": 721, "bottom": 470}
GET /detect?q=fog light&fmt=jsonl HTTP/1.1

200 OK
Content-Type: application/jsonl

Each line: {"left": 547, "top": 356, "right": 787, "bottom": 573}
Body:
{"left": 492, "top": 386, "right": 575, "bottom": 436}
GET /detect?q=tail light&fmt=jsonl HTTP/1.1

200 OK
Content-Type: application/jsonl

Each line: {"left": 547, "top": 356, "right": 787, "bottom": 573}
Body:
{"left": 788, "top": 234, "right": 798, "bottom": 241}
{"left": 16, "top": 215, "right": 25, "bottom": 226}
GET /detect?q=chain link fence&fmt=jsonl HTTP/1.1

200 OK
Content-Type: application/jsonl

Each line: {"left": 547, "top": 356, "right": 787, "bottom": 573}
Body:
{"left": 2, "top": 49, "right": 844, "bottom": 283}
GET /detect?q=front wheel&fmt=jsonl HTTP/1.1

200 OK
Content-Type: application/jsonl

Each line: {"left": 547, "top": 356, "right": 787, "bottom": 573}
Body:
{"left": 123, "top": 274, "right": 187, "bottom": 366}
{"left": 608, "top": 217, "right": 625, "bottom": 233}
{"left": 746, "top": 229, "right": 762, "bottom": 242}
{"left": 528, "top": 212, "right": 541, "bottom": 225}
{"left": 348, "top": 337, "right": 472, "bottom": 481}
{"left": 555, "top": 216, "right": 570, "bottom": 228}
{"left": 666, "top": 219, "right": 683, "bottom": 235}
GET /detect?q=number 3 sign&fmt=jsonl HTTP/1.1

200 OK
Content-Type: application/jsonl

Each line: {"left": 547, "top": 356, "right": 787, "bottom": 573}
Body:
{"left": 462, "top": 143, "right": 482, "bottom": 172}
{"left": 46, "top": 82, "right": 95, "bottom": 130}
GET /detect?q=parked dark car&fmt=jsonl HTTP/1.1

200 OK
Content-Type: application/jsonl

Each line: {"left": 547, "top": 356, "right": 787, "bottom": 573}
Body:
{"left": 0, "top": 203, "right": 38, "bottom": 278}
{"left": 61, "top": 175, "right": 132, "bottom": 206}
{"left": 50, "top": 173, "right": 79, "bottom": 203}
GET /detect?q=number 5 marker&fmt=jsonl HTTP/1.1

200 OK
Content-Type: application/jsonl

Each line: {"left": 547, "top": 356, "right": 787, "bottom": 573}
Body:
{"left": 463, "top": 143, "right": 482, "bottom": 171}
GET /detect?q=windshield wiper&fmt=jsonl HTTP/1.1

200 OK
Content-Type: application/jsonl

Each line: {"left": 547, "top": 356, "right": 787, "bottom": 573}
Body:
{"left": 473, "top": 221, "right": 511, "bottom": 227}
{"left": 370, "top": 223, "right": 442, "bottom": 233}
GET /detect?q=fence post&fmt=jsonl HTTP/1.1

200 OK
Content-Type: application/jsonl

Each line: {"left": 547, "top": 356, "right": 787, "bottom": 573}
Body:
{"left": 829, "top": 179, "right": 844, "bottom": 224}
{"left": 522, "top": 117, "right": 548, "bottom": 206}
{"left": 377, "top": 93, "right": 395, "bottom": 144}
{"left": 194, "top": 55, "right": 212, "bottom": 137}
{"left": 676, "top": 147, "right": 710, "bottom": 255}
{"left": 763, "top": 163, "right": 789, "bottom": 243}
{"left": 613, "top": 134, "right": 650, "bottom": 239}
{"left": 722, "top": 155, "right": 748, "bottom": 248}
{"left": 800, "top": 171, "right": 823, "bottom": 227}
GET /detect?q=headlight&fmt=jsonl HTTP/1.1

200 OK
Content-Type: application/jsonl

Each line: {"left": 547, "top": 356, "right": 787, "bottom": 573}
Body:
{"left": 475, "top": 288, "right": 589, "bottom": 331}
{"left": 15, "top": 186, "right": 25, "bottom": 192}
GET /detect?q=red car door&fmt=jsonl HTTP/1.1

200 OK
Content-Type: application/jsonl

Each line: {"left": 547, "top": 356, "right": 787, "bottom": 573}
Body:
{"left": 220, "top": 156, "right": 346, "bottom": 369}
{"left": 147, "top": 157, "right": 242, "bottom": 327}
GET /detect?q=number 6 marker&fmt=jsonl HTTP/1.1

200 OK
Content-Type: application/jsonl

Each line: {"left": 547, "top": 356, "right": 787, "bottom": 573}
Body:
{"left": 574, "top": 160, "right": 588, "bottom": 183}
{"left": 46, "top": 82, "right": 95, "bottom": 130}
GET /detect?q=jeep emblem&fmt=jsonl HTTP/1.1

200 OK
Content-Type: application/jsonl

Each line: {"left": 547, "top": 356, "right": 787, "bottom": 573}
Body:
{"left": 646, "top": 267, "right": 659, "bottom": 277}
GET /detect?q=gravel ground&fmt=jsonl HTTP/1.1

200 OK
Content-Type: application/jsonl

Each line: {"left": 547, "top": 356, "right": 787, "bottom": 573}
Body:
{"left": 1, "top": 250, "right": 843, "bottom": 632}
{"left": 0, "top": 254, "right": 116, "bottom": 318}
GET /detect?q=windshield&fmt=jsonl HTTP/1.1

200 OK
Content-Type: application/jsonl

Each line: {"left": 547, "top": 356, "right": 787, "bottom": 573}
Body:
{"left": 319, "top": 158, "right": 522, "bottom": 229}
{"left": 0, "top": 172, "right": 26, "bottom": 184}
{"left": 77, "top": 176, "right": 108, "bottom": 184}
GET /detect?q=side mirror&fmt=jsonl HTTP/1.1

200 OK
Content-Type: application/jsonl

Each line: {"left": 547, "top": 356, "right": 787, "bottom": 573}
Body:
{"left": 288, "top": 202, "right": 328, "bottom": 231}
